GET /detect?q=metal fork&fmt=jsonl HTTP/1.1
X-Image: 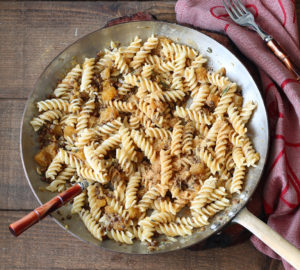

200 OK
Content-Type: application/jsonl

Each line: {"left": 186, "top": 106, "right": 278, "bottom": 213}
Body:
{"left": 223, "top": 0, "right": 300, "bottom": 81}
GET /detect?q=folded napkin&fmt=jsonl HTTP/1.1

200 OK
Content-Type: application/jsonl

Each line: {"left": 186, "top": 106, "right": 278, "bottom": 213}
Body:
{"left": 176, "top": 0, "right": 300, "bottom": 269}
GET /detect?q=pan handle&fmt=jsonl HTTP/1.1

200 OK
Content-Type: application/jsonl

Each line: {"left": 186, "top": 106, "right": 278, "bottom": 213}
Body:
{"left": 8, "top": 183, "right": 85, "bottom": 237}
{"left": 233, "top": 207, "right": 300, "bottom": 269}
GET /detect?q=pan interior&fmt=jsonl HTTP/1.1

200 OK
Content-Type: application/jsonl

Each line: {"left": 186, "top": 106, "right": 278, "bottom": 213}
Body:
{"left": 21, "top": 21, "right": 269, "bottom": 254}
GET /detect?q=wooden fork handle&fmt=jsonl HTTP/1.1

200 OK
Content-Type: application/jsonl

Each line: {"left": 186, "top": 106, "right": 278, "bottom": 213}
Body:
{"left": 9, "top": 184, "right": 83, "bottom": 236}
{"left": 266, "top": 39, "right": 300, "bottom": 81}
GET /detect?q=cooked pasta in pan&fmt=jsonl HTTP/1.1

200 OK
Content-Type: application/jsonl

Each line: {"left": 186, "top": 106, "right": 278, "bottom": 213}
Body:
{"left": 31, "top": 35, "right": 259, "bottom": 248}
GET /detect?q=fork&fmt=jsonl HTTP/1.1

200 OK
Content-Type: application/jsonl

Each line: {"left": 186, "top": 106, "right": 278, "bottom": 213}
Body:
{"left": 223, "top": 0, "right": 300, "bottom": 81}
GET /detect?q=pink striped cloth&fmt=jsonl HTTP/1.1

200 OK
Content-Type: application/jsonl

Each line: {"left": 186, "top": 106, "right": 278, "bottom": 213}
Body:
{"left": 175, "top": 0, "right": 300, "bottom": 269}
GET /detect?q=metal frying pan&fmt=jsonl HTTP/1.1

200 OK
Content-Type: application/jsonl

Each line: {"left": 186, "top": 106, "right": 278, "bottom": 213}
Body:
{"left": 17, "top": 21, "right": 300, "bottom": 267}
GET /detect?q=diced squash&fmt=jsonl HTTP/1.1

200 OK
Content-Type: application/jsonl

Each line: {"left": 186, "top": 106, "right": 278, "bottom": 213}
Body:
{"left": 52, "top": 125, "right": 63, "bottom": 136}
{"left": 34, "top": 143, "right": 58, "bottom": 167}
{"left": 96, "top": 198, "right": 107, "bottom": 208}
{"left": 112, "top": 220, "right": 126, "bottom": 231}
{"left": 102, "top": 85, "right": 117, "bottom": 102}
{"left": 218, "top": 67, "right": 226, "bottom": 76}
{"left": 101, "top": 67, "right": 110, "bottom": 80}
{"left": 127, "top": 207, "right": 140, "bottom": 219}
{"left": 99, "top": 107, "right": 119, "bottom": 123}
{"left": 195, "top": 67, "right": 207, "bottom": 82}
{"left": 104, "top": 206, "right": 114, "bottom": 214}
{"left": 64, "top": 126, "right": 76, "bottom": 139}
{"left": 206, "top": 93, "right": 219, "bottom": 108}
{"left": 190, "top": 163, "right": 206, "bottom": 175}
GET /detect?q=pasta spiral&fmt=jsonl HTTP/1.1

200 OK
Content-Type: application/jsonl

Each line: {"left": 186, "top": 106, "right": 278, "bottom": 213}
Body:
{"left": 184, "top": 67, "right": 198, "bottom": 93}
{"left": 160, "top": 90, "right": 185, "bottom": 103}
{"left": 197, "top": 148, "right": 218, "bottom": 175}
{"left": 207, "top": 71, "right": 231, "bottom": 89}
{"left": 94, "top": 133, "right": 121, "bottom": 157}
{"left": 156, "top": 222, "right": 192, "bottom": 237}
{"left": 71, "top": 191, "right": 87, "bottom": 214}
{"left": 53, "top": 64, "right": 82, "bottom": 98}
{"left": 45, "top": 153, "right": 63, "bottom": 180}
{"left": 190, "top": 176, "right": 217, "bottom": 213}
{"left": 213, "top": 83, "right": 237, "bottom": 116}
{"left": 116, "top": 148, "right": 134, "bottom": 175}
{"left": 146, "top": 55, "right": 174, "bottom": 73}
{"left": 215, "top": 121, "right": 229, "bottom": 167}
{"left": 141, "top": 64, "right": 153, "bottom": 78}
{"left": 227, "top": 103, "right": 247, "bottom": 136}
{"left": 37, "top": 99, "right": 69, "bottom": 113}
{"left": 200, "top": 197, "right": 230, "bottom": 217}
{"left": 113, "top": 52, "right": 129, "bottom": 74}
{"left": 80, "top": 58, "right": 95, "bottom": 93}
{"left": 190, "top": 84, "right": 210, "bottom": 108}
{"left": 97, "top": 118, "right": 122, "bottom": 137}
{"left": 107, "top": 100, "right": 135, "bottom": 113}
{"left": 131, "top": 130, "right": 156, "bottom": 163}
{"left": 153, "top": 198, "right": 179, "bottom": 215}
{"left": 170, "top": 121, "right": 183, "bottom": 156}
{"left": 107, "top": 229, "right": 133, "bottom": 245}
{"left": 87, "top": 183, "right": 106, "bottom": 221}
{"left": 124, "top": 74, "right": 162, "bottom": 94}
{"left": 242, "top": 136, "right": 260, "bottom": 167}
{"left": 84, "top": 144, "right": 106, "bottom": 173}
{"left": 139, "top": 217, "right": 156, "bottom": 242}
{"left": 75, "top": 128, "right": 97, "bottom": 148}
{"left": 130, "top": 35, "right": 158, "bottom": 69}
{"left": 232, "top": 146, "right": 246, "bottom": 168}
{"left": 176, "top": 214, "right": 209, "bottom": 228}
{"left": 30, "top": 110, "right": 62, "bottom": 131}
{"left": 228, "top": 129, "right": 244, "bottom": 146}
{"left": 80, "top": 209, "right": 104, "bottom": 241}
{"left": 241, "top": 101, "right": 257, "bottom": 123}
{"left": 125, "top": 172, "right": 141, "bottom": 209}
{"left": 76, "top": 97, "right": 95, "bottom": 132}
{"left": 119, "top": 126, "right": 137, "bottom": 162}
{"left": 175, "top": 106, "right": 213, "bottom": 125}
{"left": 117, "top": 82, "right": 134, "bottom": 96}
{"left": 145, "top": 127, "right": 171, "bottom": 140}
{"left": 125, "top": 36, "right": 142, "bottom": 59}
{"left": 138, "top": 185, "right": 162, "bottom": 212}
{"left": 171, "top": 51, "right": 186, "bottom": 90}
{"left": 182, "top": 122, "right": 194, "bottom": 154}
{"left": 77, "top": 167, "right": 109, "bottom": 184}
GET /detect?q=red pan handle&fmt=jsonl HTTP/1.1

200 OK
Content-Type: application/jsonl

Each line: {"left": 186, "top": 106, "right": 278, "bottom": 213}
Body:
{"left": 9, "top": 183, "right": 83, "bottom": 236}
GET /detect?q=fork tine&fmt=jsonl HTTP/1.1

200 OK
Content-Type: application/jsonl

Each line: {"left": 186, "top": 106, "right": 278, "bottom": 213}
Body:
{"left": 223, "top": 0, "right": 236, "bottom": 19}
{"left": 236, "top": 0, "right": 248, "bottom": 14}
{"left": 232, "top": 0, "right": 245, "bottom": 15}
{"left": 227, "top": 0, "right": 241, "bottom": 18}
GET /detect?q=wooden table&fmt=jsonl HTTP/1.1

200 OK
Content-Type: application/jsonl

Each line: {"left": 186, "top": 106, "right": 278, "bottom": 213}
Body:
{"left": 1, "top": 1, "right": 299, "bottom": 269}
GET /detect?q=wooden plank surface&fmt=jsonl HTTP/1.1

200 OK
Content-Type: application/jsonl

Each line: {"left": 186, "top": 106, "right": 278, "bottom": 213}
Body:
{"left": 1, "top": 1, "right": 300, "bottom": 269}
{"left": 0, "top": 100, "right": 38, "bottom": 210}
{"left": 1, "top": 211, "right": 284, "bottom": 270}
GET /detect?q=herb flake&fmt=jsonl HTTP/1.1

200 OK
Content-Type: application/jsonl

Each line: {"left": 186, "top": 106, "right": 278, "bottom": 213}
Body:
{"left": 207, "top": 47, "right": 212, "bottom": 53}
{"left": 161, "top": 81, "right": 169, "bottom": 90}
{"left": 222, "top": 85, "right": 230, "bottom": 95}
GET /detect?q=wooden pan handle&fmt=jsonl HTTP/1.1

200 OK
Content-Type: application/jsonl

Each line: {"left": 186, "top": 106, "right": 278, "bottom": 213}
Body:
{"left": 9, "top": 183, "right": 83, "bottom": 236}
{"left": 233, "top": 208, "right": 300, "bottom": 269}
{"left": 267, "top": 39, "right": 300, "bottom": 81}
